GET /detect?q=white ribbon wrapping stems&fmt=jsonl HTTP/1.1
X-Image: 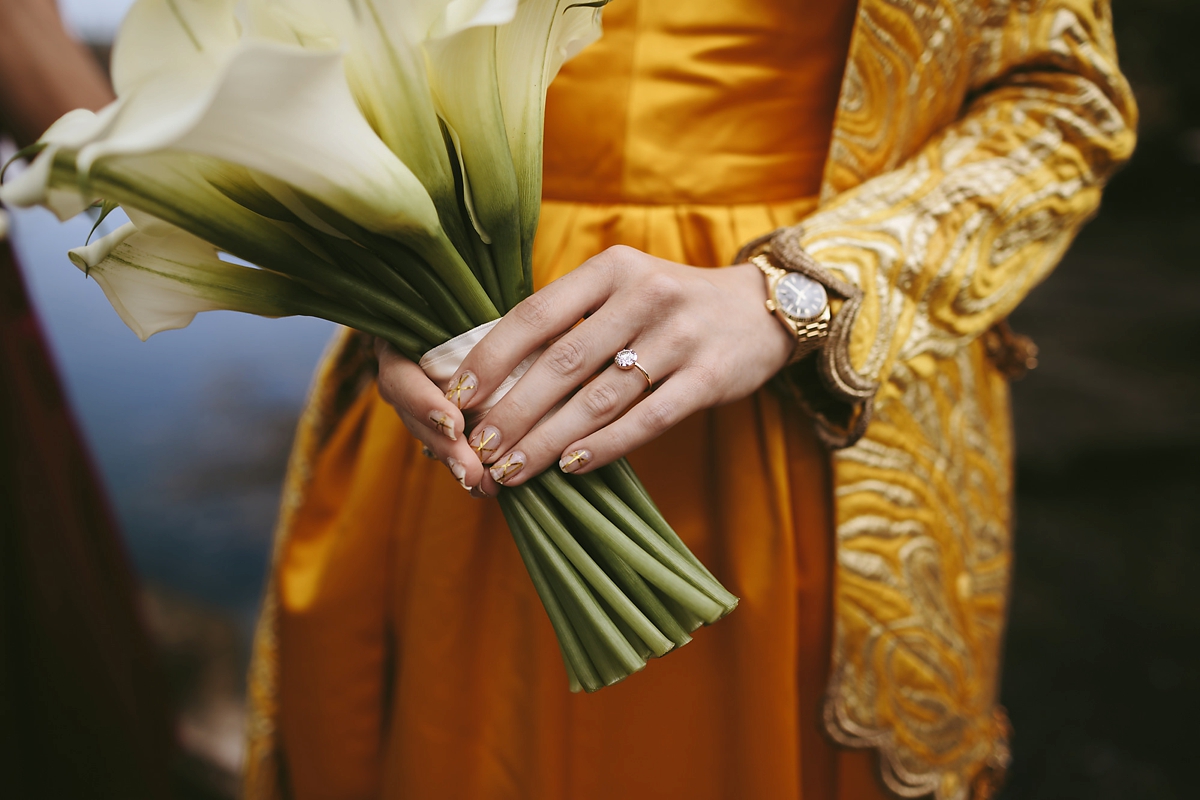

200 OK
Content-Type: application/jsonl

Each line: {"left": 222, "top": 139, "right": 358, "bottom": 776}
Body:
{"left": 419, "top": 319, "right": 548, "bottom": 426}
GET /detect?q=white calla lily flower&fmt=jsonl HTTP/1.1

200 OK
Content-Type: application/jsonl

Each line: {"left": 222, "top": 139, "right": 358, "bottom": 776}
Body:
{"left": 111, "top": 0, "right": 240, "bottom": 95}
{"left": 7, "top": 0, "right": 448, "bottom": 241}
{"left": 1, "top": 0, "right": 608, "bottom": 346}
{"left": 425, "top": 22, "right": 525, "bottom": 303}
{"left": 242, "top": 0, "right": 515, "bottom": 259}
{"left": 0, "top": 108, "right": 118, "bottom": 220}
{"left": 85, "top": 40, "right": 443, "bottom": 239}
{"left": 496, "top": 0, "right": 607, "bottom": 272}
{"left": 69, "top": 216, "right": 429, "bottom": 351}
{"left": 68, "top": 221, "right": 304, "bottom": 340}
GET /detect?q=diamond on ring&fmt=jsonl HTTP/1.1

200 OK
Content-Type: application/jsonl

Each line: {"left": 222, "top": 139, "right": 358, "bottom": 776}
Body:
{"left": 614, "top": 348, "right": 653, "bottom": 389}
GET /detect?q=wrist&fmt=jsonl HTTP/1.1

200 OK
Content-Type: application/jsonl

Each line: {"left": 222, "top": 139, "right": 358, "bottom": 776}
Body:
{"left": 712, "top": 262, "right": 794, "bottom": 372}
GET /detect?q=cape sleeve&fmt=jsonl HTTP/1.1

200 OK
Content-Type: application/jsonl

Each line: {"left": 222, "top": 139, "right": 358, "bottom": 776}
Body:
{"left": 758, "top": 0, "right": 1137, "bottom": 446}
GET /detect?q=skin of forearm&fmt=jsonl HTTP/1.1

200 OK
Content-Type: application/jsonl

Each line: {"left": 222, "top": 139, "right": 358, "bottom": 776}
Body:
{"left": 0, "top": 0, "right": 113, "bottom": 146}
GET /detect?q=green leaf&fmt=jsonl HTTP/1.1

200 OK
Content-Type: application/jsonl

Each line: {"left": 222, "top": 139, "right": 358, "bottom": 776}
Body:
{"left": 0, "top": 142, "right": 47, "bottom": 183}
{"left": 86, "top": 199, "right": 120, "bottom": 245}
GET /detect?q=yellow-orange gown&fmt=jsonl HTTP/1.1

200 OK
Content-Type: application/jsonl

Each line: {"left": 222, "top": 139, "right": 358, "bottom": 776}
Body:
{"left": 269, "top": 1, "right": 894, "bottom": 798}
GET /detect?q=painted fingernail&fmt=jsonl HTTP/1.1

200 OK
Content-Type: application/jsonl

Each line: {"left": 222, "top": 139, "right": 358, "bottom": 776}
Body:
{"left": 446, "top": 457, "right": 469, "bottom": 490}
{"left": 428, "top": 410, "right": 456, "bottom": 441}
{"left": 469, "top": 485, "right": 489, "bottom": 500}
{"left": 559, "top": 449, "right": 591, "bottom": 474}
{"left": 469, "top": 425, "right": 501, "bottom": 462}
{"left": 445, "top": 371, "right": 478, "bottom": 409}
{"left": 490, "top": 451, "right": 526, "bottom": 485}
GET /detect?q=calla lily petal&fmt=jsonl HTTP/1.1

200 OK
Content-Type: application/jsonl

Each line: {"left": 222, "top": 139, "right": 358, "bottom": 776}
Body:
{"left": 243, "top": 0, "right": 516, "bottom": 270}
{"left": 0, "top": 146, "right": 97, "bottom": 221}
{"left": 41, "top": 107, "right": 117, "bottom": 148}
{"left": 68, "top": 214, "right": 429, "bottom": 355}
{"left": 426, "top": 23, "right": 525, "bottom": 305}
{"left": 80, "top": 41, "right": 442, "bottom": 239}
{"left": 0, "top": 108, "right": 118, "bottom": 220}
{"left": 496, "top": 0, "right": 607, "bottom": 269}
{"left": 68, "top": 220, "right": 308, "bottom": 340}
{"left": 112, "top": 0, "right": 240, "bottom": 95}
{"left": 429, "top": 0, "right": 519, "bottom": 39}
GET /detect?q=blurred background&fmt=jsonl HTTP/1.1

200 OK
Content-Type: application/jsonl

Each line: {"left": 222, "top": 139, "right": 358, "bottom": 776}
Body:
{"left": 2, "top": 1, "right": 1197, "bottom": 798}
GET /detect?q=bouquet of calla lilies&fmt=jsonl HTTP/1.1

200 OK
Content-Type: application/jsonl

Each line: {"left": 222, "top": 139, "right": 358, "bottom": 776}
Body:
{"left": 0, "top": 0, "right": 737, "bottom": 691}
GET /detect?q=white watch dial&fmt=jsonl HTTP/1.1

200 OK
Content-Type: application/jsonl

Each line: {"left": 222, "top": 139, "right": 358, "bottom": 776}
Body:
{"left": 774, "top": 272, "right": 827, "bottom": 321}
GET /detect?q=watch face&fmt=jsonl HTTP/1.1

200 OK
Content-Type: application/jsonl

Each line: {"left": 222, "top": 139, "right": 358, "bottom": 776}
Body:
{"left": 774, "top": 272, "right": 828, "bottom": 321}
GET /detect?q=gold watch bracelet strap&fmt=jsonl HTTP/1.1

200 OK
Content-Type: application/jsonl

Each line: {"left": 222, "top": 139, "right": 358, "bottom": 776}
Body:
{"left": 751, "top": 253, "right": 830, "bottom": 365}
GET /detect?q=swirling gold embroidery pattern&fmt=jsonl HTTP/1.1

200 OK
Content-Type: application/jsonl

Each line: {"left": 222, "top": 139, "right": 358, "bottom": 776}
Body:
{"left": 824, "top": 341, "right": 1015, "bottom": 799}
{"left": 780, "top": 1, "right": 1137, "bottom": 797}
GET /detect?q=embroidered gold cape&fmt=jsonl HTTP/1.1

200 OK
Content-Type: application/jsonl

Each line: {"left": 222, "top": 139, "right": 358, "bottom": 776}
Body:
{"left": 244, "top": 1, "right": 1135, "bottom": 798}
{"left": 765, "top": 0, "right": 1136, "bottom": 796}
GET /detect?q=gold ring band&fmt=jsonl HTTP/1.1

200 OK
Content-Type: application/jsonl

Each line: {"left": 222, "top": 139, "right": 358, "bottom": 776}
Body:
{"left": 631, "top": 362, "right": 652, "bottom": 388}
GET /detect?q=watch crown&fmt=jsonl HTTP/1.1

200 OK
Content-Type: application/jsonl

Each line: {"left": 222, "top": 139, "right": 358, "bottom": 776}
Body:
{"left": 764, "top": 299, "right": 777, "bottom": 313}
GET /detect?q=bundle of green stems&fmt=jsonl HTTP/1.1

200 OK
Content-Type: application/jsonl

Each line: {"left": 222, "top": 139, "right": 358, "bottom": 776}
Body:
{"left": 44, "top": 146, "right": 739, "bottom": 690}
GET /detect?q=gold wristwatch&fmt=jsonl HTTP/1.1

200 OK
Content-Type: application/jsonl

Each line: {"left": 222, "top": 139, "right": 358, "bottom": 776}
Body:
{"left": 751, "top": 253, "right": 830, "bottom": 365}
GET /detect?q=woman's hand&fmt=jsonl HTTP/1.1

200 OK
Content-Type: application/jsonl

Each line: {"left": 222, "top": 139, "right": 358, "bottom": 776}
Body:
{"left": 375, "top": 339, "right": 492, "bottom": 495}
{"left": 445, "top": 245, "right": 795, "bottom": 495}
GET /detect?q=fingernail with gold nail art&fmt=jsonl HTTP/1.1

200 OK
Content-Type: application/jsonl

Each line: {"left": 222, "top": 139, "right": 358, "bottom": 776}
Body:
{"left": 469, "top": 425, "right": 501, "bottom": 462}
{"left": 428, "top": 410, "right": 456, "bottom": 441}
{"left": 558, "top": 449, "right": 591, "bottom": 474}
{"left": 445, "top": 371, "right": 478, "bottom": 409}
{"left": 446, "top": 457, "right": 469, "bottom": 490}
{"left": 490, "top": 451, "right": 526, "bottom": 485}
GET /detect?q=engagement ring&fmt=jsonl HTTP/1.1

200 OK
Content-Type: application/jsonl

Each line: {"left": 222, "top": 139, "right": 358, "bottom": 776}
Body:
{"left": 614, "top": 348, "right": 653, "bottom": 388}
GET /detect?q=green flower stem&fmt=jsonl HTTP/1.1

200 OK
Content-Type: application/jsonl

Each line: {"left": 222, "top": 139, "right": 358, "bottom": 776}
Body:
{"left": 573, "top": 472, "right": 739, "bottom": 614}
{"left": 562, "top": 649, "right": 583, "bottom": 694}
{"left": 1, "top": 141, "right": 47, "bottom": 181}
{"left": 602, "top": 459, "right": 723, "bottom": 586}
{"left": 433, "top": 185, "right": 485, "bottom": 284}
{"left": 406, "top": 229, "right": 500, "bottom": 328}
{"left": 549, "top": 486, "right": 694, "bottom": 650}
{"left": 657, "top": 590, "right": 707, "bottom": 635}
{"left": 517, "top": 485, "right": 674, "bottom": 658}
{"left": 316, "top": 235, "right": 448, "bottom": 343}
{"left": 549, "top": 568, "right": 632, "bottom": 688}
{"left": 490, "top": 227, "right": 528, "bottom": 313}
{"left": 467, "top": 231, "right": 504, "bottom": 310}
{"left": 367, "top": 237, "right": 480, "bottom": 334}
{"left": 537, "top": 471, "right": 725, "bottom": 623}
{"left": 500, "top": 496, "right": 596, "bottom": 693}
{"left": 510, "top": 491, "right": 645, "bottom": 677}
{"left": 555, "top": 585, "right": 625, "bottom": 687}
{"left": 329, "top": 313, "right": 424, "bottom": 361}
{"left": 75, "top": 161, "right": 435, "bottom": 340}
{"left": 519, "top": 212, "right": 535, "bottom": 309}
{"left": 605, "top": 596, "right": 653, "bottom": 661}
{"left": 281, "top": 289, "right": 426, "bottom": 360}
{"left": 292, "top": 193, "right": 478, "bottom": 334}
{"left": 439, "top": 123, "right": 503, "bottom": 308}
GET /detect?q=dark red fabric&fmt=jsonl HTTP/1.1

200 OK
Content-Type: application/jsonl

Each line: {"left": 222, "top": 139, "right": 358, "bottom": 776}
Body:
{"left": 0, "top": 240, "right": 172, "bottom": 799}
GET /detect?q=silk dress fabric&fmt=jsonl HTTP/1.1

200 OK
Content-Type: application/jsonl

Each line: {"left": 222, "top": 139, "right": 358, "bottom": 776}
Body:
{"left": 245, "top": 0, "right": 898, "bottom": 798}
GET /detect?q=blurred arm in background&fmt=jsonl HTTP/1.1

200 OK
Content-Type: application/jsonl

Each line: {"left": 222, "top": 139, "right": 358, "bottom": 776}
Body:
{"left": 0, "top": 0, "right": 114, "bottom": 145}
{"left": 0, "top": 3, "right": 174, "bottom": 800}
